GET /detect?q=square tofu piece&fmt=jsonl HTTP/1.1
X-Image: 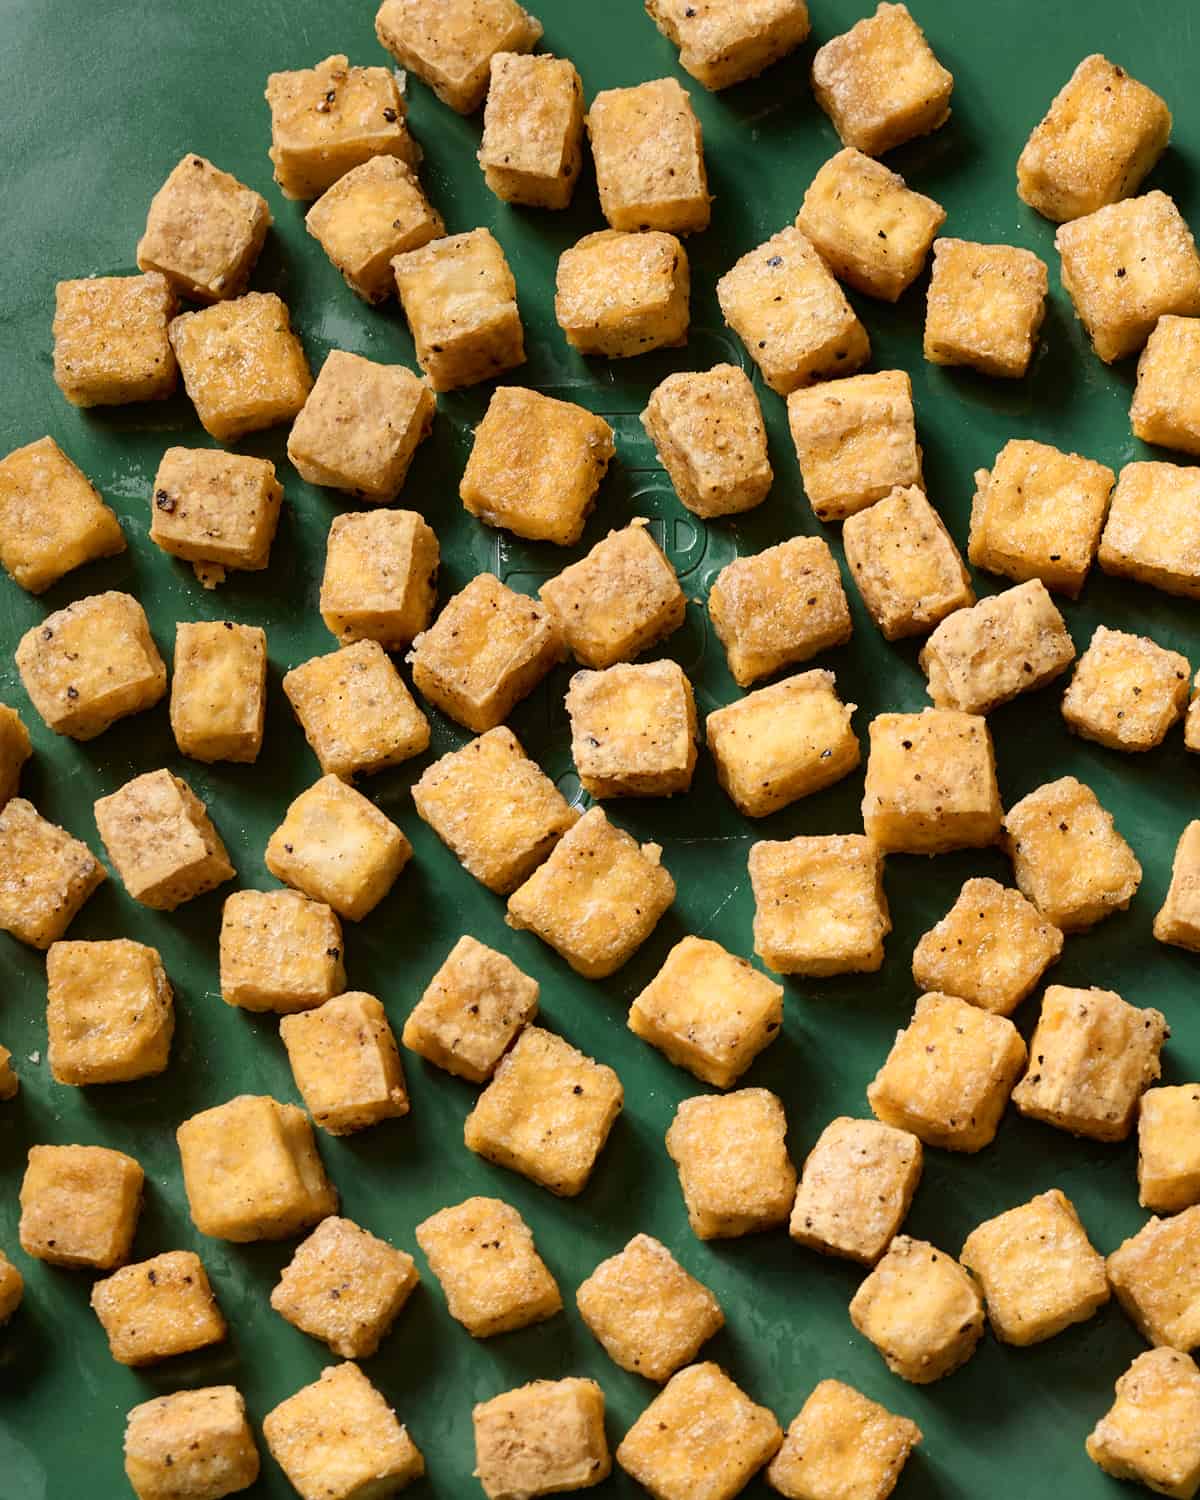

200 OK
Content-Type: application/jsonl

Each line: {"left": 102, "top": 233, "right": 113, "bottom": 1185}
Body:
{"left": 666, "top": 1088, "right": 796, "bottom": 1238}
{"left": 1062, "top": 625, "right": 1190, "bottom": 750}
{"left": 862, "top": 709, "right": 1002, "bottom": 855}
{"left": 409, "top": 573, "right": 563, "bottom": 733}
{"left": 1191, "top": 679, "right": 1200, "bottom": 752}
{"left": 95, "top": 769, "right": 234, "bottom": 911}
{"left": 124, "top": 1388, "right": 259, "bottom": 1500}
{"left": 629, "top": 935, "right": 783, "bottom": 1088}
{"left": 393, "top": 228, "right": 524, "bottom": 391}
{"left": 750, "top": 834, "right": 889, "bottom": 977}
{"left": 1013, "top": 984, "right": 1166, "bottom": 1141}
{"left": 19, "top": 1144, "right": 143, "bottom": 1269}
{"left": 266, "top": 774, "right": 411, "bottom": 921}
{"left": 0, "top": 705, "right": 29, "bottom": 808}
{"left": 768, "top": 1381, "right": 921, "bottom": 1500}
{"left": 169, "top": 292, "right": 312, "bottom": 442}
{"left": 1140, "top": 1084, "right": 1200, "bottom": 1212}
{"left": 177, "top": 1093, "right": 336, "bottom": 1241}
{"left": 1157, "top": 822, "right": 1200, "bottom": 953}
{"left": 868, "top": 991, "right": 1027, "bottom": 1152}
{"left": 281, "top": 991, "right": 409, "bottom": 1135}
{"left": 16, "top": 591, "right": 166, "bottom": 741}
{"left": 1003, "top": 776, "right": 1142, "bottom": 930}
{"left": 588, "top": 78, "right": 711, "bottom": 235}
{"left": 375, "top": 0, "right": 542, "bottom": 114}
{"left": 137, "top": 154, "right": 271, "bottom": 302}
{"left": 849, "top": 1236, "right": 984, "bottom": 1383}
{"left": 1132, "top": 314, "right": 1200, "bottom": 455}
{"left": 642, "top": 364, "right": 773, "bottom": 518}
{"left": 1019, "top": 55, "right": 1172, "bottom": 222}
{"left": 960, "top": 1189, "right": 1109, "bottom": 1345}
{"left": 566, "top": 660, "right": 697, "bottom": 798}
{"left": 1088, "top": 1349, "right": 1200, "bottom": 1500}
{"left": 797, "top": 148, "right": 945, "bottom": 301}
{"left": 1099, "top": 461, "right": 1200, "bottom": 599}
{"left": 1108, "top": 1208, "right": 1200, "bottom": 1351}
{"left": 150, "top": 447, "right": 283, "bottom": 573}
{"left": 924, "top": 238, "right": 1048, "bottom": 378}
{"left": 171, "top": 621, "right": 267, "bottom": 764}
{"left": 220, "top": 889, "right": 344, "bottom": 1013}
{"left": 479, "top": 52, "right": 584, "bottom": 209}
{"left": 576, "top": 1234, "right": 723, "bottom": 1381}
{"left": 460, "top": 386, "right": 615, "bottom": 545}
{"left": 786, "top": 370, "right": 921, "bottom": 523}
{"left": 464, "top": 1025, "right": 623, "bottom": 1197}
{"left": 0, "top": 799, "right": 105, "bottom": 949}
{"left": 0, "top": 1046, "right": 17, "bottom": 1101}
{"left": 790, "top": 1117, "right": 922, "bottom": 1266}
{"left": 307, "top": 155, "right": 443, "bottom": 303}
{"left": 0, "top": 1251, "right": 22, "bottom": 1321}
{"left": 403, "top": 935, "right": 539, "bottom": 1082}
{"left": 416, "top": 1196, "right": 561, "bottom": 1336}
{"left": 474, "top": 1379, "right": 609, "bottom": 1500}
{"left": 272, "top": 1217, "right": 418, "bottom": 1359}
{"left": 321, "top": 509, "right": 439, "bottom": 650}
{"left": 506, "top": 806, "right": 675, "bottom": 978}
{"left": 47, "top": 939, "right": 174, "bottom": 1085}
{"left": 843, "top": 485, "right": 974, "bottom": 640}
{"left": 0, "top": 437, "right": 125, "bottom": 594}
{"left": 53, "top": 272, "right": 176, "bottom": 407}
{"left": 92, "top": 1251, "right": 226, "bottom": 1366}
{"left": 645, "top": 0, "right": 811, "bottom": 92}
{"left": 555, "top": 229, "right": 690, "bottom": 358}
{"left": 283, "top": 638, "right": 430, "bottom": 779}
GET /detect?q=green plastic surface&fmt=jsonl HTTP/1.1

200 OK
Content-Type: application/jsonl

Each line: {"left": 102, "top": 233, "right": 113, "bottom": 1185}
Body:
{"left": 2, "top": 1, "right": 1199, "bottom": 1495}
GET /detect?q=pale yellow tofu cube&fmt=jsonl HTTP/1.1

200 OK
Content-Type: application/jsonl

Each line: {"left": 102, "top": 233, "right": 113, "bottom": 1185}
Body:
{"left": 555, "top": 229, "right": 690, "bottom": 357}
{"left": 641, "top": 363, "right": 772, "bottom": 518}
{"left": 862, "top": 709, "right": 1001, "bottom": 855}
{"left": 171, "top": 621, "right": 267, "bottom": 764}
{"left": 479, "top": 52, "right": 584, "bottom": 208}
{"left": 749, "top": 833, "right": 890, "bottom": 977}
{"left": 0, "top": 1047, "right": 17, "bottom": 1102}
{"left": 790, "top": 1117, "right": 922, "bottom": 1266}
{"left": 0, "top": 437, "right": 125, "bottom": 594}
{"left": 0, "top": 706, "right": 29, "bottom": 809}
{"left": 767, "top": 1379, "right": 921, "bottom": 1500}
{"left": 1108, "top": 1208, "right": 1200, "bottom": 1352}
{"left": 46, "top": 939, "right": 173, "bottom": 1086}
{"left": 92, "top": 1251, "right": 226, "bottom": 1366}
{"left": 306, "top": 155, "right": 444, "bottom": 302}
{"left": 666, "top": 1088, "right": 796, "bottom": 1239}
{"left": 124, "top": 1387, "right": 259, "bottom": 1500}
{"left": 150, "top": 447, "right": 283, "bottom": 573}
{"left": 0, "top": 1251, "right": 22, "bottom": 1322}
{"left": 1157, "top": 822, "right": 1200, "bottom": 953}
{"left": 375, "top": 0, "right": 542, "bottom": 114}
{"left": 1062, "top": 625, "right": 1190, "bottom": 751}
{"left": 588, "top": 77, "right": 710, "bottom": 235}
{"left": 1132, "top": 314, "right": 1200, "bottom": 455}
{"left": 219, "top": 889, "right": 345, "bottom": 1014}
{"left": 137, "top": 153, "right": 271, "bottom": 302}
{"left": 1139, "top": 1084, "right": 1200, "bottom": 1212}
{"left": 849, "top": 1236, "right": 983, "bottom": 1383}
{"left": 1088, "top": 1349, "right": 1200, "bottom": 1500}
{"left": 566, "top": 660, "right": 697, "bottom": 798}
{"left": 283, "top": 638, "right": 430, "bottom": 779}
{"left": 281, "top": 990, "right": 409, "bottom": 1135}
{"left": 474, "top": 1378, "right": 609, "bottom": 1500}
{"left": 645, "top": 0, "right": 811, "bottom": 91}
{"left": 844, "top": 484, "right": 974, "bottom": 640}
{"left": 321, "top": 509, "right": 439, "bottom": 651}
{"left": 19, "top": 1143, "right": 144, "bottom": 1269}
{"left": 1099, "top": 460, "right": 1200, "bottom": 600}
{"left": 1190, "top": 677, "right": 1200, "bottom": 753}
{"left": 95, "top": 769, "right": 234, "bottom": 911}
{"left": 403, "top": 935, "right": 539, "bottom": 1082}
{"left": 53, "top": 272, "right": 177, "bottom": 407}
{"left": 924, "top": 238, "right": 1048, "bottom": 378}
{"left": 0, "top": 798, "right": 105, "bottom": 949}
{"left": 416, "top": 1195, "right": 561, "bottom": 1337}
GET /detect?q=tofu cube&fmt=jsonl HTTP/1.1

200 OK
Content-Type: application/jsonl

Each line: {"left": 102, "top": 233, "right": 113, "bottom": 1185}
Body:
{"left": 1132, "top": 314, "right": 1200, "bottom": 455}
{"left": 1108, "top": 1207, "right": 1200, "bottom": 1351}
{"left": 789, "top": 1117, "right": 922, "bottom": 1266}
{"left": 283, "top": 638, "right": 430, "bottom": 779}
{"left": 849, "top": 1236, "right": 984, "bottom": 1383}
{"left": 576, "top": 1234, "right": 723, "bottom": 1381}
{"left": 506, "top": 806, "right": 676, "bottom": 978}
{"left": 271, "top": 1216, "right": 419, "bottom": 1358}
{"left": 403, "top": 935, "right": 539, "bottom": 1083}
{"left": 0, "top": 705, "right": 29, "bottom": 808}
{"left": 219, "top": 889, "right": 345, "bottom": 1014}
{"left": 555, "top": 229, "right": 690, "bottom": 357}
{"left": 1190, "top": 677, "right": 1200, "bottom": 753}
{"left": 1088, "top": 1349, "right": 1200, "bottom": 1500}
{"left": 375, "top": 0, "right": 542, "bottom": 114}
{"left": 843, "top": 484, "right": 974, "bottom": 640}
{"left": 95, "top": 769, "right": 234, "bottom": 911}
{"left": 463, "top": 1025, "right": 623, "bottom": 1197}
{"left": 1063, "top": 625, "right": 1190, "bottom": 750}
{"left": 92, "top": 1250, "right": 226, "bottom": 1366}
{"left": 46, "top": 939, "right": 174, "bottom": 1085}
{"left": 1099, "top": 460, "right": 1200, "bottom": 599}
{"left": 0, "top": 1047, "right": 17, "bottom": 1102}
{"left": 53, "top": 272, "right": 176, "bottom": 407}
{"left": 0, "top": 437, "right": 125, "bottom": 594}
{"left": 645, "top": 0, "right": 811, "bottom": 92}
{"left": 786, "top": 370, "right": 921, "bottom": 523}
{"left": 666, "top": 1088, "right": 796, "bottom": 1239}
{"left": 587, "top": 77, "right": 711, "bottom": 235}
{"left": 641, "top": 363, "right": 772, "bottom": 518}
{"left": 566, "top": 660, "right": 698, "bottom": 798}
{"left": 176, "top": 1093, "right": 336, "bottom": 1241}
{"left": 924, "top": 237, "right": 1048, "bottom": 378}
{"left": 766, "top": 1379, "right": 922, "bottom": 1500}
{"left": 459, "top": 386, "right": 615, "bottom": 545}
{"left": 1157, "top": 822, "right": 1200, "bottom": 954}
{"left": 960, "top": 1189, "right": 1109, "bottom": 1345}
{"left": 473, "top": 1379, "right": 609, "bottom": 1500}
{"left": 150, "top": 446, "right": 283, "bottom": 573}
{"left": 0, "top": 1251, "right": 23, "bottom": 1323}
{"left": 281, "top": 991, "right": 409, "bottom": 1135}
{"left": 124, "top": 1387, "right": 259, "bottom": 1500}
{"left": 478, "top": 52, "right": 584, "bottom": 209}
{"left": 867, "top": 991, "right": 1027, "bottom": 1152}
{"left": 171, "top": 621, "right": 267, "bottom": 764}
{"left": 749, "top": 834, "right": 890, "bottom": 977}
{"left": 19, "top": 1143, "right": 143, "bottom": 1269}
{"left": 306, "top": 155, "right": 444, "bottom": 303}
{"left": 321, "top": 509, "right": 439, "bottom": 650}
{"left": 1139, "top": 1084, "right": 1200, "bottom": 1212}
{"left": 415, "top": 1195, "right": 561, "bottom": 1337}
{"left": 137, "top": 153, "right": 271, "bottom": 302}
{"left": 0, "top": 799, "right": 105, "bottom": 949}
{"left": 861, "top": 708, "right": 1002, "bottom": 855}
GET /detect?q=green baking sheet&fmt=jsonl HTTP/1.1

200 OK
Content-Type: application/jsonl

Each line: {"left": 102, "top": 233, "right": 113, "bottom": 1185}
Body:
{"left": 1, "top": 0, "right": 1198, "bottom": 1495}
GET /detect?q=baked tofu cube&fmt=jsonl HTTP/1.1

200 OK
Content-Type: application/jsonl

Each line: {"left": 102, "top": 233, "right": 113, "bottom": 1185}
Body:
{"left": 53, "top": 272, "right": 176, "bottom": 407}
{"left": 409, "top": 572, "right": 563, "bottom": 732}
{"left": 46, "top": 939, "right": 174, "bottom": 1085}
{"left": 219, "top": 889, "right": 345, "bottom": 1014}
{"left": 281, "top": 991, "right": 409, "bottom": 1135}
{"left": 1190, "top": 679, "right": 1200, "bottom": 753}
{"left": 867, "top": 991, "right": 1027, "bottom": 1152}
{"left": 171, "top": 621, "right": 267, "bottom": 764}
{"left": 150, "top": 447, "right": 283, "bottom": 573}
{"left": 19, "top": 1143, "right": 143, "bottom": 1269}
{"left": 403, "top": 935, "right": 539, "bottom": 1082}
{"left": 474, "top": 1379, "right": 609, "bottom": 1500}
{"left": 0, "top": 799, "right": 105, "bottom": 949}
{"left": 393, "top": 228, "right": 524, "bottom": 391}
{"left": 0, "top": 1047, "right": 17, "bottom": 1102}
{"left": 750, "top": 834, "right": 890, "bottom": 977}
{"left": 924, "top": 238, "right": 1048, "bottom": 378}
{"left": 960, "top": 1189, "right": 1109, "bottom": 1345}
{"left": 629, "top": 935, "right": 783, "bottom": 1088}
{"left": 645, "top": 0, "right": 811, "bottom": 91}
{"left": 0, "top": 706, "right": 29, "bottom": 808}
{"left": 861, "top": 708, "right": 1002, "bottom": 855}
{"left": 790, "top": 1117, "right": 922, "bottom": 1266}
{"left": 1003, "top": 776, "right": 1142, "bottom": 930}
{"left": 0, "top": 437, "right": 125, "bottom": 594}
{"left": 786, "top": 370, "right": 921, "bottom": 523}
{"left": 1132, "top": 314, "right": 1200, "bottom": 456}
{"left": 92, "top": 1251, "right": 226, "bottom": 1366}
{"left": 176, "top": 1093, "right": 336, "bottom": 1242}
{"left": 576, "top": 1234, "right": 723, "bottom": 1381}
{"left": 266, "top": 774, "right": 411, "bottom": 921}
{"left": 1099, "top": 461, "right": 1200, "bottom": 600}
{"left": 555, "top": 229, "right": 690, "bottom": 358}
{"left": 95, "top": 769, "right": 234, "bottom": 911}
{"left": 849, "top": 1236, "right": 984, "bottom": 1383}
{"left": 416, "top": 1195, "right": 561, "bottom": 1336}
{"left": 767, "top": 1379, "right": 921, "bottom": 1500}
{"left": 478, "top": 52, "right": 584, "bottom": 209}
{"left": 666, "top": 1088, "right": 796, "bottom": 1239}
{"left": 124, "top": 1387, "right": 259, "bottom": 1500}
{"left": 0, "top": 1252, "right": 22, "bottom": 1323}
{"left": 566, "top": 660, "right": 697, "bottom": 798}
{"left": 587, "top": 77, "right": 711, "bottom": 235}
{"left": 641, "top": 364, "right": 772, "bottom": 518}
{"left": 137, "top": 154, "right": 271, "bottom": 302}
{"left": 1140, "top": 1084, "right": 1200, "bottom": 1212}
{"left": 797, "top": 148, "right": 945, "bottom": 301}
{"left": 1088, "top": 1349, "right": 1200, "bottom": 1500}
{"left": 375, "top": 0, "right": 542, "bottom": 114}
{"left": 321, "top": 509, "right": 439, "bottom": 650}
{"left": 272, "top": 1216, "right": 419, "bottom": 1358}
{"left": 16, "top": 591, "right": 166, "bottom": 741}
{"left": 264, "top": 1363, "right": 423, "bottom": 1500}
{"left": 1108, "top": 1208, "right": 1200, "bottom": 1351}
{"left": 283, "top": 639, "right": 430, "bottom": 779}
{"left": 463, "top": 1025, "right": 623, "bottom": 1197}
{"left": 1062, "top": 625, "right": 1190, "bottom": 751}
{"left": 307, "top": 156, "right": 443, "bottom": 303}
{"left": 1157, "top": 822, "right": 1200, "bottom": 953}
{"left": 506, "top": 806, "right": 675, "bottom": 978}
{"left": 843, "top": 485, "right": 974, "bottom": 640}
{"left": 460, "top": 386, "right": 615, "bottom": 545}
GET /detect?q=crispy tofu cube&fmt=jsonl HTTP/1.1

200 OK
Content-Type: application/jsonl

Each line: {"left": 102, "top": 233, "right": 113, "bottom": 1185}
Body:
{"left": 46, "top": 939, "right": 174, "bottom": 1085}
{"left": 849, "top": 1236, "right": 984, "bottom": 1383}
{"left": 506, "top": 806, "right": 675, "bottom": 978}
{"left": 555, "top": 229, "right": 690, "bottom": 358}
{"left": 281, "top": 991, "right": 409, "bottom": 1135}
{"left": 1108, "top": 1208, "right": 1200, "bottom": 1351}
{"left": 789, "top": 1117, "right": 922, "bottom": 1266}
{"left": 307, "top": 155, "right": 443, "bottom": 303}
{"left": 474, "top": 1379, "right": 609, "bottom": 1500}
{"left": 0, "top": 799, "right": 105, "bottom": 949}
{"left": 629, "top": 935, "right": 783, "bottom": 1088}
{"left": 150, "top": 447, "right": 283, "bottom": 573}
{"left": 767, "top": 1379, "right": 921, "bottom": 1500}
{"left": 1157, "top": 822, "right": 1200, "bottom": 954}
{"left": 95, "top": 769, "right": 234, "bottom": 910}
{"left": 642, "top": 363, "right": 772, "bottom": 518}
{"left": 177, "top": 1093, "right": 336, "bottom": 1242}
{"left": 403, "top": 935, "right": 539, "bottom": 1082}
{"left": 861, "top": 708, "right": 1002, "bottom": 855}
{"left": 749, "top": 834, "right": 889, "bottom": 977}
{"left": 171, "top": 621, "right": 267, "bottom": 764}
{"left": 666, "top": 1088, "right": 796, "bottom": 1239}
{"left": 0, "top": 1047, "right": 17, "bottom": 1102}
{"left": 283, "top": 639, "right": 430, "bottom": 779}
{"left": 0, "top": 437, "right": 125, "bottom": 594}
{"left": 1190, "top": 678, "right": 1200, "bottom": 752}
{"left": 393, "top": 228, "right": 524, "bottom": 391}
{"left": 843, "top": 485, "right": 974, "bottom": 640}
{"left": 409, "top": 573, "right": 563, "bottom": 732}
{"left": 272, "top": 1217, "right": 418, "bottom": 1359}
{"left": 53, "top": 272, "right": 176, "bottom": 407}
{"left": 1099, "top": 460, "right": 1200, "bottom": 600}
{"left": 646, "top": 0, "right": 810, "bottom": 91}
{"left": 566, "top": 660, "right": 697, "bottom": 798}
{"left": 868, "top": 991, "right": 1027, "bottom": 1152}
{"left": 375, "top": 0, "right": 542, "bottom": 114}
{"left": 321, "top": 509, "right": 439, "bottom": 651}
{"left": 463, "top": 1025, "right": 623, "bottom": 1197}
{"left": 924, "top": 238, "right": 1048, "bottom": 378}
{"left": 92, "top": 1251, "right": 226, "bottom": 1366}
{"left": 0, "top": 706, "right": 29, "bottom": 808}
{"left": 588, "top": 77, "right": 710, "bottom": 235}
{"left": 1003, "top": 776, "right": 1142, "bottom": 930}
{"left": 19, "top": 1143, "right": 143, "bottom": 1269}
{"left": 0, "top": 1251, "right": 23, "bottom": 1323}
{"left": 124, "top": 1387, "right": 259, "bottom": 1500}
{"left": 786, "top": 370, "right": 921, "bottom": 523}
{"left": 1088, "top": 1349, "right": 1200, "bottom": 1500}
{"left": 576, "top": 1234, "right": 723, "bottom": 1381}
{"left": 137, "top": 153, "right": 271, "bottom": 302}
{"left": 219, "top": 889, "right": 345, "bottom": 1014}
{"left": 1132, "top": 314, "right": 1200, "bottom": 456}
{"left": 460, "top": 386, "right": 615, "bottom": 545}
{"left": 1062, "top": 625, "right": 1190, "bottom": 750}
{"left": 1140, "top": 1084, "right": 1200, "bottom": 1212}
{"left": 478, "top": 52, "right": 584, "bottom": 208}
{"left": 416, "top": 1195, "right": 561, "bottom": 1337}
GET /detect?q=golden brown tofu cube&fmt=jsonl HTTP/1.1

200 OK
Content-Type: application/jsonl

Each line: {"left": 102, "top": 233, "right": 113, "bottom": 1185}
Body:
{"left": 171, "top": 621, "right": 267, "bottom": 764}
{"left": 642, "top": 363, "right": 772, "bottom": 518}
{"left": 375, "top": 0, "right": 542, "bottom": 114}
{"left": 1062, "top": 625, "right": 1189, "bottom": 751}
{"left": 137, "top": 153, "right": 271, "bottom": 302}
{"left": 566, "top": 660, "right": 697, "bottom": 798}
{"left": 53, "top": 272, "right": 176, "bottom": 407}
{"left": 786, "top": 370, "right": 921, "bottom": 523}
{"left": 868, "top": 991, "right": 1027, "bottom": 1152}
{"left": 95, "top": 769, "right": 234, "bottom": 911}
{"left": 150, "top": 447, "right": 283, "bottom": 573}
{"left": 0, "top": 437, "right": 125, "bottom": 594}
{"left": 321, "top": 509, "right": 439, "bottom": 651}
{"left": 124, "top": 1387, "right": 259, "bottom": 1500}
{"left": 0, "top": 1047, "right": 17, "bottom": 1102}
{"left": 844, "top": 485, "right": 974, "bottom": 640}
{"left": 404, "top": 935, "right": 538, "bottom": 1083}
{"left": 924, "top": 237, "right": 1048, "bottom": 378}
{"left": 849, "top": 1235, "right": 983, "bottom": 1383}
{"left": 0, "top": 798, "right": 105, "bottom": 949}
{"left": 307, "top": 155, "right": 444, "bottom": 303}
{"left": 219, "top": 889, "right": 345, "bottom": 1014}
{"left": 474, "top": 1378, "right": 609, "bottom": 1500}
{"left": 1132, "top": 314, "right": 1200, "bottom": 456}
{"left": 666, "top": 1088, "right": 796, "bottom": 1239}
{"left": 283, "top": 638, "right": 430, "bottom": 779}
{"left": 463, "top": 1025, "right": 623, "bottom": 1197}
{"left": 1088, "top": 1349, "right": 1200, "bottom": 1500}
{"left": 0, "top": 706, "right": 29, "bottom": 809}
{"left": 0, "top": 1251, "right": 23, "bottom": 1323}
{"left": 1108, "top": 1208, "right": 1200, "bottom": 1352}
{"left": 767, "top": 1379, "right": 921, "bottom": 1500}
{"left": 588, "top": 77, "right": 710, "bottom": 235}
{"left": 646, "top": 0, "right": 810, "bottom": 91}
{"left": 556, "top": 229, "right": 690, "bottom": 358}
{"left": 479, "top": 52, "right": 584, "bottom": 209}
{"left": 19, "top": 1143, "right": 144, "bottom": 1269}
{"left": 1157, "top": 822, "right": 1200, "bottom": 954}
{"left": 861, "top": 708, "right": 1002, "bottom": 855}
{"left": 1140, "top": 1084, "right": 1200, "bottom": 1213}
{"left": 416, "top": 1195, "right": 561, "bottom": 1337}
{"left": 281, "top": 991, "right": 409, "bottom": 1135}
{"left": 750, "top": 833, "right": 889, "bottom": 977}
{"left": 789, "top": 1117, "right": 922, "bottom": 1266}
{"left": 1099, "top": 460, "right": 1200, "bottom": 600}
{"left": 92, "top": 1251, "right": 226, "bottom": 1366}
{"left": 46, "top": 939, "right": 173, "bottom": 1085}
